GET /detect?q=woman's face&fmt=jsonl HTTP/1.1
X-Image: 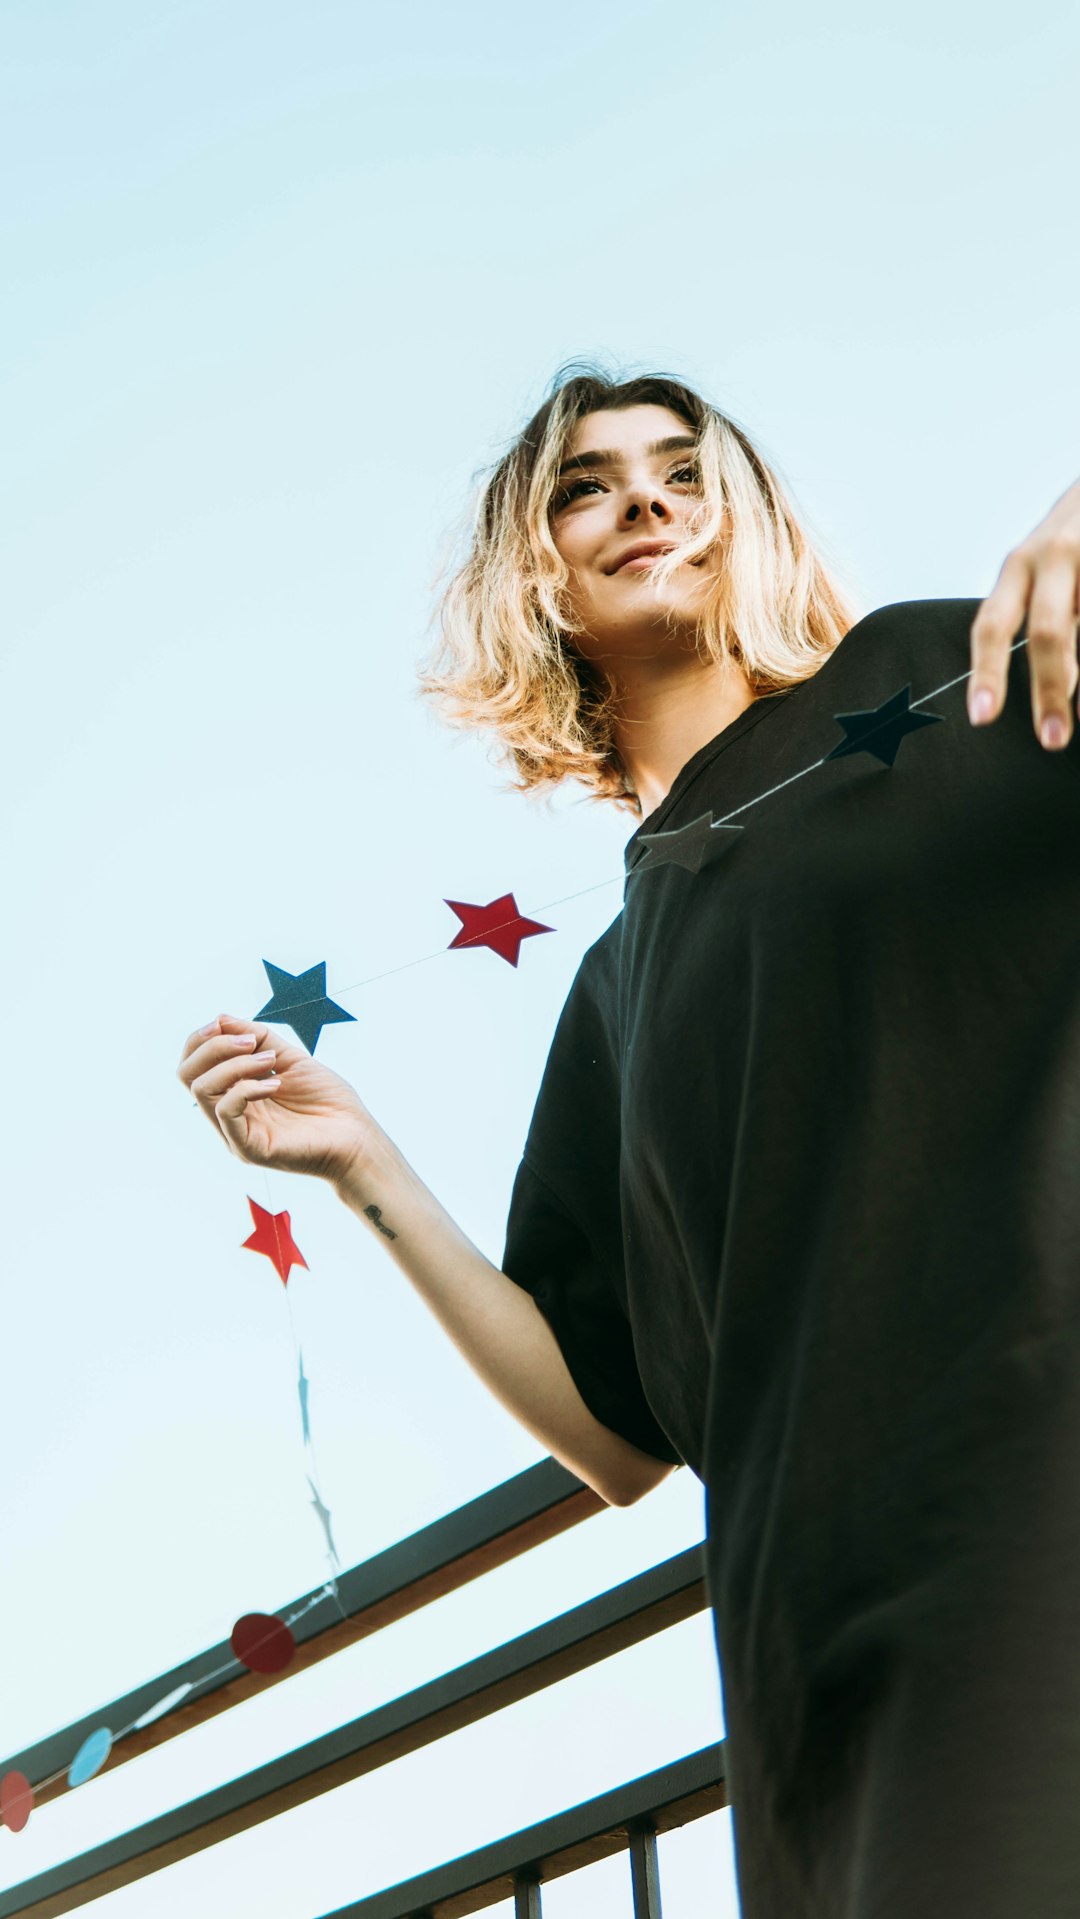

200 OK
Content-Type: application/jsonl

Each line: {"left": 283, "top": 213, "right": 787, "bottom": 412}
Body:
{"left": 548, "top": 403, "right": 714, "bottom": 666}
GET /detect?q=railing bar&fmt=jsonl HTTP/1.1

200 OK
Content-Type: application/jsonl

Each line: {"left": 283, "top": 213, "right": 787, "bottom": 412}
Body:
{"left": 312, "top": 1747, "right": 725, "bottom": 1918}
{"left": 0, "top": 1553, "right": 708, "bottom": 1918}
{"left": 1, "top": 1460, "right": 605, "bottom": 1805}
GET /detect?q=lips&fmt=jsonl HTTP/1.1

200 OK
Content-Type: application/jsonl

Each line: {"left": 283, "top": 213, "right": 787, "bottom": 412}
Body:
{"left": 609, "top": 541, "right": 679, "bottom": 573}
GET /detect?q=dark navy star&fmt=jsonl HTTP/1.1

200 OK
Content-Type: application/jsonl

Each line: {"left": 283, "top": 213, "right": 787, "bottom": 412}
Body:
{"left": 634, "top": 812, "right": 744, "bottom": 876}
{"left": 255, "top": 959, "right": 355, "bottom": 1054}
{"left": 825, "top": 684, "right": 944, "bottom": 767}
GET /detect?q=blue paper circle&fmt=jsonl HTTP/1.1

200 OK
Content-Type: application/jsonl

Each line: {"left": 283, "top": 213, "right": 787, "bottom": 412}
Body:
{"left": 68, "top": 1727, "right": 112, "bottom": 1788}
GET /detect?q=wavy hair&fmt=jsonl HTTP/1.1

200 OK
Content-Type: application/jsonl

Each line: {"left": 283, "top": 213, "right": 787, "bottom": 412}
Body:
{"left": 418, "top": 362, "right": 862, "bottom": 818}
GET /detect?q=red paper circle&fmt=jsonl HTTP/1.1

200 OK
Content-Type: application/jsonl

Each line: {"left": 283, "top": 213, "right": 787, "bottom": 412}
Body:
{"left": 230, "top": 1612, "right": 295, "bottom": 1675}
{"left": 0, "top": 1770, "right": 33, "bottom": 1833}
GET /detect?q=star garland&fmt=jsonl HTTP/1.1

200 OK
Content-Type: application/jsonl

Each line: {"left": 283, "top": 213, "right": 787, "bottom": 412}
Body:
{"left": 0, "top": 651, "right": 1032, "bottom": 1836}
{"left": 632, "top": 681, "right": 946, "bottom": 876}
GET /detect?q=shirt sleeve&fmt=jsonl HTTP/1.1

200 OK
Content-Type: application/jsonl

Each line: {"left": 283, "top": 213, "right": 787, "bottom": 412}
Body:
{"left": 501, "top": 1152, "right": 683, "bottom": 1466}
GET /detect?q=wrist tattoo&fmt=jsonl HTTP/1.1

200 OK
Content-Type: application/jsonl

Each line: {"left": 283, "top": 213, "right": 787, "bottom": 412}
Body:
{"left": 363, "top": 1203, "right": 398, "bottom": 1241}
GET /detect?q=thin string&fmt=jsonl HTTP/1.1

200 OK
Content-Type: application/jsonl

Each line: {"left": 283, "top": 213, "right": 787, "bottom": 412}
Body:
{"left": 0, "top": 1206, "right": 352, "bottom": 1808}
{"left": 21, "top": 1577, "right": 343, "bottom": 1801}
{"left": 332, "top": 874, "right": 627, "bottom": 994}
{"left": 262, "top": 649, "right": 1031, "bottom": 1013}
{"left": 263, "top": 1165, "right": 350, "bottom": 1628}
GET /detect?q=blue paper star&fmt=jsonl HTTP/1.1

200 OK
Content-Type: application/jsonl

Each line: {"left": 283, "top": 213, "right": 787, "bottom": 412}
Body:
{"left": 254, "top": 960, "right": 355, "bottom": 1054}
{"left": 826, "top": 684, "right": 944, "bottom": 767}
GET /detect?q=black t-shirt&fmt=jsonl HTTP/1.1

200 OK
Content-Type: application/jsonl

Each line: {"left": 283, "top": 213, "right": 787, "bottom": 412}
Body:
{"left": 502, "top": 595, "right": 1080, "bottom": 1906}
{"left": 502, "top": 594, "right": 1080, "bottom": 1480}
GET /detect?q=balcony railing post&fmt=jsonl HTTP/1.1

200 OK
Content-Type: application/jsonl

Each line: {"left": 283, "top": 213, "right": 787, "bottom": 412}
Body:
{"left": 514, "top": 1870, "right": 542, "bottom": 1917}
{"left": 628, "top": 1819, "right": 662, "bottom": 1919}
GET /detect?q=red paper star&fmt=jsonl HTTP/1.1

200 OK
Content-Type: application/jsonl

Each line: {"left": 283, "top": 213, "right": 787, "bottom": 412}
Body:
{"left": 242, "top": 1198, "right": 309, "bottom": 1286}
{"left": 443, "top": 892, "right": 554, "bottom": 967}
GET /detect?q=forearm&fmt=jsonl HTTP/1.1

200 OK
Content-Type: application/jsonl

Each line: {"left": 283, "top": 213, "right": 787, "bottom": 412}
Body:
{"left": 333, "top": 1129, "right": 670, "bottom": 1507}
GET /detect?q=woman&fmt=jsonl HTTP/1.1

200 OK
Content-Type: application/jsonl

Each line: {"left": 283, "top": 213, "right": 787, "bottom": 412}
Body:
{"left": 179, "top": 369, "right": 1080, "bottom": 1916}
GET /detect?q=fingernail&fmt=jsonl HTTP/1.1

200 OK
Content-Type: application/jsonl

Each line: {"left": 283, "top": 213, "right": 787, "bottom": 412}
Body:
{"left": 1041, "top": 715, "right": 1067, "bottom": 748}
{"left": 230, "top": 1033, "right": 257, "bottom": 1048}
{"left": 198, "top": 1020, "right": 220, "bottom": 1036}
{"left": 969, "top": 687, "right": 995, "bottom": 723}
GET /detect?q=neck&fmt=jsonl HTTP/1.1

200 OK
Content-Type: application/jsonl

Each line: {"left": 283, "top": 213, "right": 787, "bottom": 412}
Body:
{"left": 606, "top": 649, "right": 758, "bottom": 822}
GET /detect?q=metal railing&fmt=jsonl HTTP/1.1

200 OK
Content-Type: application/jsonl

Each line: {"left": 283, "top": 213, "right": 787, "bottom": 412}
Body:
{"left": 0, "top": 1459, "right": 725, "bottom": 1918}
{"left": 314, "top": 1747, "right": 726, "bottom": 1918}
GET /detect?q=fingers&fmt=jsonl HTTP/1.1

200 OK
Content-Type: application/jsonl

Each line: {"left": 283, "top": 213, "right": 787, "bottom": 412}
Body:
{"left": 183, "top": 1040, "right": 278, "bottom": 1153}
{"left": 190, "top": 1046, "right": 278, "bottom": 1108}
{"left": 178, "top": 1019, "right": 268, "bottom": 1093}
{"left": 215, "top": 1013, "right": 306, "bottom": 1074}
{"left": 1023, "top": 550, "right": 1080, "bottom": 748}
{"left": 178, "top": 1021, "right": 284, "bottom": 1151}
{"left": 215, "top": 1072, "right": 282, "bottom": 1155}
{"left": 968, "top": 550, "right": 1031, "bottom": 727}
{"left": 970, "top": 542, "right": 1080, "bottom": 749}
{"left": 179, "top": 1015, "right": 248, "bottom": 1074}
{"left": 177, "top": 1016, "right": 303, "bottom": 1087}
{"left": 187, "top": 1041, "right": 280, "bottom": 1158}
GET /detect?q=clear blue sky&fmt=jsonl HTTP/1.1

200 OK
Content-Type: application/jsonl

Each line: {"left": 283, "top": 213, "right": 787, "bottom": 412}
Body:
{"left": 2, "top": 1, "right": 1079, "bottom": 1912}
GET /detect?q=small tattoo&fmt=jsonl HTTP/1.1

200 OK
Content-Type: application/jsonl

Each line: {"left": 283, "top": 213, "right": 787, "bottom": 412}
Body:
{"left": 363, "top": 1204, "right": 397, "bottom": 1241}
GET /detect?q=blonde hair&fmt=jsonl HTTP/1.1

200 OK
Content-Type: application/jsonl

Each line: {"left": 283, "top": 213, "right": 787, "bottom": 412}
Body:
{"left": 418, "top": 363, "right": 863, "bottom": 818}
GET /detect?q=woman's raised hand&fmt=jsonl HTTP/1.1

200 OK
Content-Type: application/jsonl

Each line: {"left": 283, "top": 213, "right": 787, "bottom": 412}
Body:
{"left": 177, "top": 1013, "right": 375, "bottom": 1184}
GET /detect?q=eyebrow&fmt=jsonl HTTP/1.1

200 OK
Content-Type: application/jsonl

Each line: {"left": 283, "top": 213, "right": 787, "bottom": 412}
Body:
{"left": 556, "top": 433, "right": 698, "bottom": 478}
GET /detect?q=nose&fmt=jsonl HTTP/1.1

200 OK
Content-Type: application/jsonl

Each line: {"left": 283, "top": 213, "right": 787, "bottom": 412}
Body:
{"left": 619, "top": 474, "right": 675, "bottom": 526}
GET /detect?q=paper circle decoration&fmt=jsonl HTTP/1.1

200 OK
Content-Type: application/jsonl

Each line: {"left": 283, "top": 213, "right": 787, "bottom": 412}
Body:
{"left": 68, "top": 1727, "right": 113, "bottom": 1788}
{"left": 0, "top": 1771, "right": 33, "bottom": 1833}
{"left": 230, "top": 1612, "right": 296, "bottom": 1675}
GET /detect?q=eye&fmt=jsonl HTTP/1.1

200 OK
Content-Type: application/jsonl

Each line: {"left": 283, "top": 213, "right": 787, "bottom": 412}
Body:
{"left": 553, "top": 475, "right": 606, "bottom": 508}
